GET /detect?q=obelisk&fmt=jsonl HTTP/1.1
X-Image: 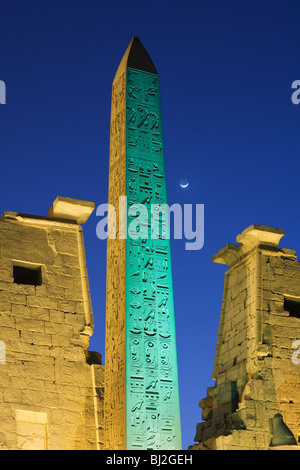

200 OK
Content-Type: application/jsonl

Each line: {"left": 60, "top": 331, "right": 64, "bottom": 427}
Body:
{"left": 105, "top": 37, "right": 182, "bottom": 450}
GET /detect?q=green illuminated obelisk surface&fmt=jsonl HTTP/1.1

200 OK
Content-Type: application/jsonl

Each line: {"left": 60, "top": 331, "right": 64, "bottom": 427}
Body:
{"left": 105, "top": 37, "right": 182, "bottom": 450}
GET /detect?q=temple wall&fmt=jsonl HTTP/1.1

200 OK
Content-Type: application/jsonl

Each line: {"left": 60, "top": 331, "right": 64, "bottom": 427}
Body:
{"left": 190, "top": 225, "right": 300, "bottom": 450}
{"left": 0, "top": 199, "right": 104, "bottom": 450}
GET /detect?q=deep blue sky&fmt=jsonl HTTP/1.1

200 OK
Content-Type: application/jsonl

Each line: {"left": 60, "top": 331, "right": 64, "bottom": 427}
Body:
{"left": 1, "top": 0, "right": 300, "bottom": 450}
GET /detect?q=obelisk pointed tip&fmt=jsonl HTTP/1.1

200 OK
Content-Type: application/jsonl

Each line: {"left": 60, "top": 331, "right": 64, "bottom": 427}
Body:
{"left": 127, "top": 36, "right": 157, "bottom": 74}
{"left": 113, "top": 37, "right": 157, "bottom": 83}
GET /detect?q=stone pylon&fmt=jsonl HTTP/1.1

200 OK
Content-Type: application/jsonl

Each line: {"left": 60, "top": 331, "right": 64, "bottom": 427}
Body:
{"left": 104, "top": 37, "right": 182, "bottom": 450}
{"left": 190, "top": 225, "right": 300, "bottom": 450}
{"left": 0, "top": 197, "right": 104, "bottom": 450}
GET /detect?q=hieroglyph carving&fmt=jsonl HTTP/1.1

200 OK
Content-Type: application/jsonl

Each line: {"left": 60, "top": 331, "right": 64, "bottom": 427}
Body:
{"left": 125, "top": 68, "right": 181, "bottom": 450}
{"left": 105, "top": 66, "right": 181, "bottom": 450}
{"left": 105, "top": 70, "right": 127, "bottom": 450}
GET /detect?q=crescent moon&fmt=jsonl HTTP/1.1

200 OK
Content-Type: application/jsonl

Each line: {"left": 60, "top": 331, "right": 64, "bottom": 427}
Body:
{"left": 180, "top": 182, "right": 189, "bottom": 188}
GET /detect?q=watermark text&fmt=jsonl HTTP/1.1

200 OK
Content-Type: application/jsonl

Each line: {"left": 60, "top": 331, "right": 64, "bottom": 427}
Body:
{"left": 291, "top": 80, "right": 300, "bottom": 105}
{"left": 292, "top": 340, "right": 300, "bottom": 365}
{"left": 0, "top": 80, "right": 6, "bottom": 104}
{"left": 96, "top": 197, "right": 204, "bottom": 251}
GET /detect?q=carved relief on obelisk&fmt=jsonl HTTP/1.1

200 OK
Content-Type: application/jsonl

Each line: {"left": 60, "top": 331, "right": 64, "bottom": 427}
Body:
{"left": 105, "top": 68, "right": 127, "bottom": 450}
{"left": 105, "top": 37, "right": 182, "bottom": 450}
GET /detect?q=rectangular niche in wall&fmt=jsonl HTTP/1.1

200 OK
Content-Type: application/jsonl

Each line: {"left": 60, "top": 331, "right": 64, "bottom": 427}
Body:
{"left": 284, "top": 298, "right": 300, "bottom": 319}
{"left": 13, "top": 265, "right": 42, "bottom": 286}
